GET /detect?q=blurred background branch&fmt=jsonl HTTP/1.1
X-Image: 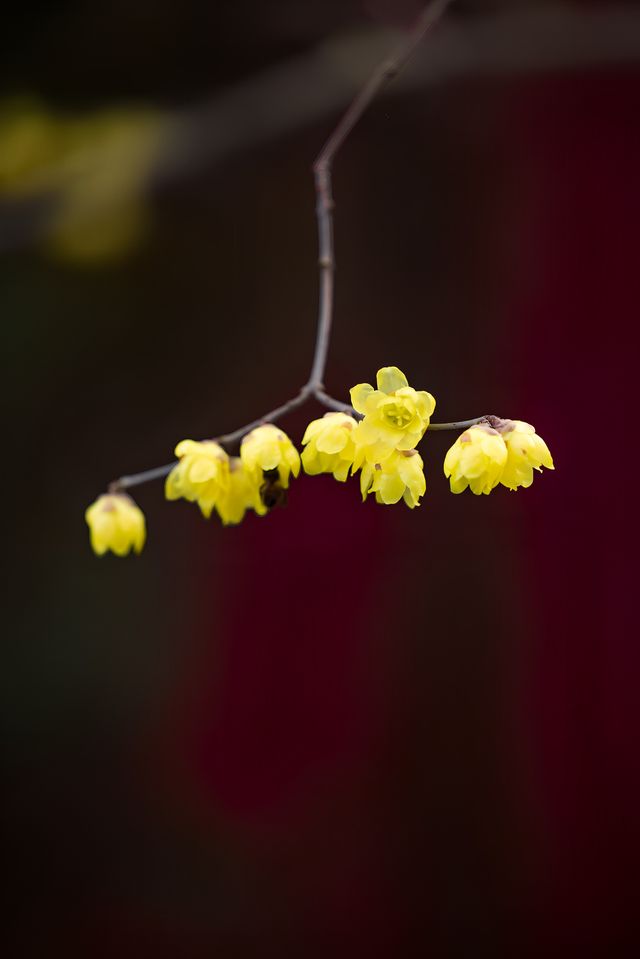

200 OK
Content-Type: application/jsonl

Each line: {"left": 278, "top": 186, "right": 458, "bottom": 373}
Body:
{"left": 1, "top": 1, "right": 640, "bottom": 256}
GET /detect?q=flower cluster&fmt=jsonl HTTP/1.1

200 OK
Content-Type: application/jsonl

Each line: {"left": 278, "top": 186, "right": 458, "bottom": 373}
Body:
{"left": 164, "top": 428, "right": 300, "bottom": 525}
{"left": 301, "top": 366, "right": 434, "bottom": 509}
{"left": 444, "top": 419, "right": 554, "bottom": 495}
{"left": 86, "top": 368, "right": 554, "bottom": 556}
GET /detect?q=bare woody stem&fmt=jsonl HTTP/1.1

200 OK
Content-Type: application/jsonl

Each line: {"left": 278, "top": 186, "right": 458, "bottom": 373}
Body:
{"left": 111, "top": 387, "right": 313, "bottom": 492}
{"left": 109, "top": 0, "right": 468, "bottom": 495}
{"left": 307, "top": 0, "right": 455, "bottom": 389}
{"left": 429, "top": 416, "right": 490, "bottom": 431}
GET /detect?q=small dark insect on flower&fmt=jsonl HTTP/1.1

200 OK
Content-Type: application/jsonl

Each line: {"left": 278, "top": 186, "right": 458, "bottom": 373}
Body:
{"left": 259, "top": 469, "right": 288, "bottom": 510}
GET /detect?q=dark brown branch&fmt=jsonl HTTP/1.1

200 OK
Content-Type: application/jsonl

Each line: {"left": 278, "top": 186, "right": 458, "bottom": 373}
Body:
{"left": 108, "top": 0, "right": 455, "bottom": 494}
{"left": 307, "top": 162, "right": 335, "bottom": 389}
{"left": 110, "top": 387, "right": 313, "bottom": 492}
{"left": 307, "top": 0, "right": 454, "bottom": 390}
{"left": 314, "top": 389, "right": 356, "bottom": 415}
{"left": 110, "top": 406, "right": 491, "bottom": 491}
{"left": 428, "top": 416, "right": 489, "bottom": 431}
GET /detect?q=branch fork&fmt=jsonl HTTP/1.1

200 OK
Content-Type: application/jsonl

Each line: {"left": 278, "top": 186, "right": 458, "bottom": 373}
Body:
{"left": 108, "top": 0, "right": 490, "bottom": 496}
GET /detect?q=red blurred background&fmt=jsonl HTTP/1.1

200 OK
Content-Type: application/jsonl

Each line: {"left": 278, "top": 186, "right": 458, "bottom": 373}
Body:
{"left": 3, "top": 1, "right": 639, "bottom": 955}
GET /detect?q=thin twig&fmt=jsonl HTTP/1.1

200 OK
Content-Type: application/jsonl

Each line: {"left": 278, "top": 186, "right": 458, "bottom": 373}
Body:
{"left": 314, "top": 389, "right": 357, "bottom": 415}
{"left": 301, "top": 390, "right": 492, "bottom": 433}
{"left": 212, "top": 387, "right": 312, "bottom": 446}
{"left": 429, "top": 416, "right": 489, "bottom": 431}
{"left": 111, "top": 408, "right": 490, "bottom": 491}
{"left": 111, "top": 387, "right": 313, "bottom": 491}
{"left": 307, "top": 162, "right": 335, "bottom": 389}
{"left": 307, "top": 0, "right": 454, "bottom": 390}
{"left": 108, "top": 0, "right": 456, "bottom": 495}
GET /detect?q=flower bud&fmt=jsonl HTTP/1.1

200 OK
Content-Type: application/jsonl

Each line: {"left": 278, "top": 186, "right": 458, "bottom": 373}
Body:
{"left": 85, "top": 493, "right": 146, "bottom": 556}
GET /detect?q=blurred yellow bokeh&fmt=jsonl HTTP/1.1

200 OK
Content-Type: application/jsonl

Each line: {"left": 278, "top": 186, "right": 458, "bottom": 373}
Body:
{"left": 0, "top": 98, "right": 171, "bottom": 263}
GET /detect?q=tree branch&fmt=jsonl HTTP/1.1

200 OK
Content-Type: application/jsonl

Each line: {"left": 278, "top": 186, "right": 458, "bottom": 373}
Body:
{"left": 109, "top": 0, "right": 458, "bottom": 495}
{"left": 110, "top": 387, "right": 314, "bottom": 491}
{"left": 307, "top": 0, "right": 454, "bottom": 391}
{"left": 428, "top": 416, "right": 489, "bottom": 431}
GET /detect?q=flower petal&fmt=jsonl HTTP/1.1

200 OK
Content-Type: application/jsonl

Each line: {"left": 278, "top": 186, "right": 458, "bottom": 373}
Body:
{"left": 374, "top": 473, "right": 405, "bottom": 504}
{"left": 376, "top": 366, "right": 408, "bottom": 393}
{"left": 412, "top": 390, "right": 436, "bottom": 420}
{"left": 349, "top": 383, "right": 374, "bottom": 414}
{"left": 188, "top": 458, "right": 217, "bottom": 484}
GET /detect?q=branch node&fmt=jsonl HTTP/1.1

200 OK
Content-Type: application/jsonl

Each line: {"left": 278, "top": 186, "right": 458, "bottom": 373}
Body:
{"left": 381, "top": 60, "right": 399, "bottom": 81}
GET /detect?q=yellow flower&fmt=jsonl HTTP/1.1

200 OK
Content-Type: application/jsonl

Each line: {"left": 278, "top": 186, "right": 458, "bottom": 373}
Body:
{"left": 360, "top": 449, "right": 426, "bottom": 508}
{"left": 301, "top": 412, "right": 357, "bottom": 482}
{"left": 350, "top": 366, "right": 436, "bottom": 463}
{"left": 499, "top": 420, "right": 554, "bottom": 490}
{"left": 443, "top": 425, "right": 507, "bottom": 495}
{"left": 240, "top": 424, "right": 300, "bottom": 488}
{"left": 165, "top": 439, "right": 230, "bottom": 518}
{"left": 85, "top": 493, "right": 146, "bottom": 556}
{"left": 216, "top": 457, "right": 268, "bottom": 525}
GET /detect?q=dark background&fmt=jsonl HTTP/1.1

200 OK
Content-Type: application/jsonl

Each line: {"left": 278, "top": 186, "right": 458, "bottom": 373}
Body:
{"left": 3, "top": 1, "right": 639, "bottom": 955}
